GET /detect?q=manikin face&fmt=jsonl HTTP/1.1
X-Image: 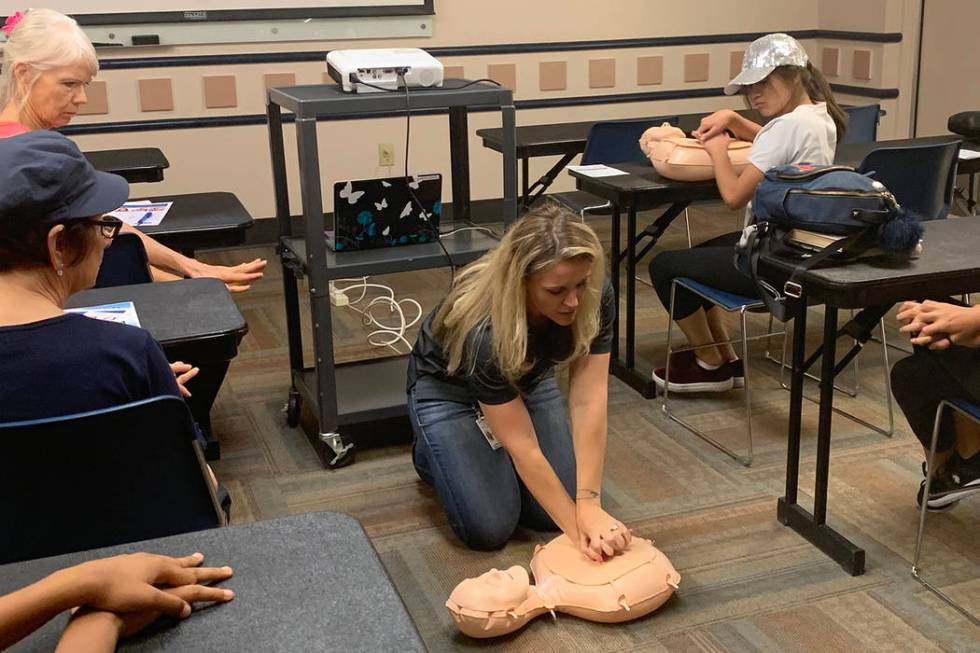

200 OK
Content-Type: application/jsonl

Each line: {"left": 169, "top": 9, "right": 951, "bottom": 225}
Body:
{"left": 745, "top": 73, "right": 797, "bottom": 118}
{"left": 451, "top": 566, "right": 530, "bottom": 611}
{"left": 525, "top": 256, "right": 592, "bottom": 328}
{"left": 20, "top": 62, "right": 92, "bottom": 129}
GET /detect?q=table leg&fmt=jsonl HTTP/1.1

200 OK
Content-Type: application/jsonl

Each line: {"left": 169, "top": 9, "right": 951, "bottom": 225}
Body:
{"left": 522, "top": 156, "right": 530, "bottom": 207}
{"left": 525, "top": 152, "right": 578, "bottom": 207}
{"left": 784, "top": 300, "right": 807, "bottom": 504}
{"left": 610, "top": 203, "right": 621, "bottom": 363}
{"left": 777, "top": 304, "right": 866, "bottom": 576}
{"left": 626, "top": 202, "right": 638, "bottom": 369}
{"left": 449, "top": 106, "right": 471, "bottom": 223}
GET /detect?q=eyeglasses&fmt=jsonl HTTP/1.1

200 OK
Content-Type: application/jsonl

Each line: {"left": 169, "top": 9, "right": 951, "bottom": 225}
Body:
{"left": 85, "top": 217, "right": 124, "bottom": 239}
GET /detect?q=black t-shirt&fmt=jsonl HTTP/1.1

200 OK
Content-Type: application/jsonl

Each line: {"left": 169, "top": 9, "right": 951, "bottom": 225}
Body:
{"left": 408, "top": 281, "right": 615, "bottom": 405}
{"left": 0, "top": 314, "right": 182, "bottom": 422}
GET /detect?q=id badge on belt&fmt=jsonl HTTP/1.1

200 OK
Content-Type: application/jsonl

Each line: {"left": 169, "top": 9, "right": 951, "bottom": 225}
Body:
{"left": 475, "top": 409, "right": 501, "bottom": 450}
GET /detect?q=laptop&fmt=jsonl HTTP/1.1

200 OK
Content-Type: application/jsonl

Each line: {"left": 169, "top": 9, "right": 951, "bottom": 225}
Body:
{"left": 328, "top": 173, "right": 442, "bottom": 251}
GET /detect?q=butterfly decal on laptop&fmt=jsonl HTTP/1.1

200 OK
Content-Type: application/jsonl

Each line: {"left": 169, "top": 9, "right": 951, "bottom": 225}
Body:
{"left": 400, "top": 202, "right": 413, "bottom": 219}
{"left": 339, "top": 181, "right": 365, "bottom": 205}
{"left": 375, "top": 198, "right": 388, "bottom": 211}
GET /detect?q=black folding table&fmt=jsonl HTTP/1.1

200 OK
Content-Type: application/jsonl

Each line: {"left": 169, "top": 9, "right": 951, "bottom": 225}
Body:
{"left": 66, "top": 278, "right": 248, "bottom": 460}
{"left": 84, "top": 147, "right": 170, "bottom": 184}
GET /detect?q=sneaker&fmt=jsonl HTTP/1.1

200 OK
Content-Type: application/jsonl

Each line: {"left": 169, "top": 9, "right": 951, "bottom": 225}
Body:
{"left": 725, "top": 358, "right": 745, "bottom": 388}
{"left": 653, "top": 350, "right": 735, "bottom": 394}
{"left": 917, "top": 479, "right": 959, "bottom": 512}
{"left": 916, "top": 455, "right": 980, "bottom": 509}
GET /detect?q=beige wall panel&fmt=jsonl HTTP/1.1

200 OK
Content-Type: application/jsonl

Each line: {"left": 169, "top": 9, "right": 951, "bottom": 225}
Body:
{"left": 538, "top": 61, "right": 567, "bottom": 91}
{"left": 203, "top": 75, "right": 238, "bottom": 109}
{"left": 442, "top": 65, "right": 465, "bottom": 80}
{"left": 486, "top": 64, "right": 517, "bottom": 92}
{"left": 138, "top": 78, "right": 174, "bottom": 112}
{"left": 852, "top": 50, "right": 873, "bottom": 81}
{"left": 821, "top": 48, "right": 839, "bottom": 77}
{"left": 819, "top": 0, "right": 889, "bottom": 30}
{"left": 78, "top": 81, "right": 109, "bottom": 115}
{"left": 729, "top": 51, "right": 744, "bottom": 79}
{"left": 684, "top": 53, "right": 710, "bottom": 83}
{"left": 636, "top": 56, "right": 663, "bottom": 86}
{"left": 588, "top": 59, "right": 616, "bottom": 89}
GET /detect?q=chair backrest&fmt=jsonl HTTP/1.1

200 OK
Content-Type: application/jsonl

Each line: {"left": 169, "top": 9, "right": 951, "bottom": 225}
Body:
{"left": 581, "top": 116, "right": 680, "bottom": 165}
{"left": 0, "top": 396, "right": 223, "bottom": 564}
{"left": 856, "top": 139, "right": 962, "bottom": 220}
{"left": 94, "top": 233, "right": 153, "bottom": 289}
{"left": 839, "top": 104, "right": 880, "bottom": 145}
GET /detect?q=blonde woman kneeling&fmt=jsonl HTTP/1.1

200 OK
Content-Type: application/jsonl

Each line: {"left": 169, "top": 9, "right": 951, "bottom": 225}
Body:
{"left": 407, "top": 203, "right": 630, "bottom": 562}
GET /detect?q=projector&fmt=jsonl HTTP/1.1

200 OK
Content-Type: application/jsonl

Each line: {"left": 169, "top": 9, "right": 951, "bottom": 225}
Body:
{"left": 326, "top": 48, "right": 444, "bottom": 93}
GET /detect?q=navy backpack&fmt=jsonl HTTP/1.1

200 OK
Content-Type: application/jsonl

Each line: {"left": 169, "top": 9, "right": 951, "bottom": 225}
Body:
{"left": 738, "top": 163, "right": 923, "bottom": 321}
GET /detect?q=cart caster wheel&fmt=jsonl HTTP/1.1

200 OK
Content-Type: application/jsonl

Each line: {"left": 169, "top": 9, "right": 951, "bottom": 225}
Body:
{"left": 327, "top": 443, "right": 356, "bottom": 469}
{"left": 286, "top": 393, "right": 302, "bottom": 428}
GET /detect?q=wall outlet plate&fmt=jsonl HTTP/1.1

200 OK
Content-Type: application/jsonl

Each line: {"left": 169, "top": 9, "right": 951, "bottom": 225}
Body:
{"left": 378, "top": 143, "right": 395, "bottom": 167}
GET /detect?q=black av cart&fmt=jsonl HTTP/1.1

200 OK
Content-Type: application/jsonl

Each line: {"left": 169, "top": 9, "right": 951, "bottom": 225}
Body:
{"left": 266, "top": 80, "right": 517, "bottom": 468}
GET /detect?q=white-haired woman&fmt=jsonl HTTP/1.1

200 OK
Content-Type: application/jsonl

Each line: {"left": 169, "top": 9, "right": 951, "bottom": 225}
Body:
{"left": 407, "top": 202, "right": 630, "bottom": 561}
{"left": 0, "top": 8, "right": 266, "bottom": 292}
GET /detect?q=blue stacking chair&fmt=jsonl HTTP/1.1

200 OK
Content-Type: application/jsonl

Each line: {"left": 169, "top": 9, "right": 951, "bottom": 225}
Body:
{"left": 0, "top": 396, "right": 225, "bottom": 564}
{"left": 662, "top": 278, "right": 784, "bottom": 466}
{"left": 857, "top": 138, "right": 961, "bottom": 220}
{"left": 555, "top": 116, "right": 695, "bottom": 248}
{"left": 913, "top": 399, "right": 980, "bottom": 625}
{"left": 839, "top": 104, "right": 880, "bottom": 145}
{"left": 94, "top": 232, "right": 153, "bottom": 288}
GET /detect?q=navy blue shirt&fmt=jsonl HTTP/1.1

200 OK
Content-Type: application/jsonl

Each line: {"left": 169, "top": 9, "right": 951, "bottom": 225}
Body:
{"left": 0, "top": 314, "right": 181, "bottom": 422}
{"left": 408, "top": 280, "right": 615, "bottom": 405}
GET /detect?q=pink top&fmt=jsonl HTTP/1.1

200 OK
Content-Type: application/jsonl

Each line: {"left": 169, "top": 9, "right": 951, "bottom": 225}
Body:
{"left": 0, "top": 121, "right": 29, "bottom": 138}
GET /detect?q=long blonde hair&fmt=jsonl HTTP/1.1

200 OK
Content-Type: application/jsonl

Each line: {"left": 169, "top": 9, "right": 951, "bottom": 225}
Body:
{"left": 0, "top": 9, "right": 99, "bottom": 108}
{"left": 433, "top": 202, "right": 606, "bottom": 384}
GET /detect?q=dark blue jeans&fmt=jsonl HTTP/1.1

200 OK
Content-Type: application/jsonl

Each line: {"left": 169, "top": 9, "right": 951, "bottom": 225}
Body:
{"left": 407, "top": 375, "right": 576, "bottom": 550}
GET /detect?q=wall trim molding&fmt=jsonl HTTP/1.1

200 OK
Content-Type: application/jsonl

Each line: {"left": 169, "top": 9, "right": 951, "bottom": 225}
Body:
{"left": 60, "top": 84, "right": 898, "bottom": 136}
{"left": 96, "top": 30, "right": 903, "bottom": 70}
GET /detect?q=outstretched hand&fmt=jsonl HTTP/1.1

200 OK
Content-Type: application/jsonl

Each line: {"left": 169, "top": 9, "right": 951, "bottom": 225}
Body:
{"left": 72, "top": 552, "right": 233, "bottom": 619}
{"left": 186, "top": 258, "right": 267, "bottom": 293}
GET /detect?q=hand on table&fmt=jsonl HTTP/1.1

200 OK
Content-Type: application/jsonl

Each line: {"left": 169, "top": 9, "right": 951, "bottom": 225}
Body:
{"left": 575, "top": 502, "right": 631, "bottom": 562}
{"left": 170, "top": 362, "right": 199, "bottom": 398}
{"left": 185, "top": 258, "right": 267, "bottom": 293}
{"left": 897, "top": 300, "right": 980, "bottom": 349}
{"left": 71, "top": 552, "right": 233, "bottom": 618}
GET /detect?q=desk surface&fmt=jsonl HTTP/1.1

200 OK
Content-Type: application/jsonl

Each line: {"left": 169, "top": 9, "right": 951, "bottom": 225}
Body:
{"left": 760, "top": 218, "right": 980, "bottom": 307}
{"left": 132, "top": 192, "right": 253, "bottom": 239}
{"left": 84, "top": 148, "right": 169, "bottom": 184}
{"left": 66, "top": 278, "right": 248, "bottom": 356}
{"left": 1, "top": 512, "right": 424, "bottom": 653}
{"left": 269, "top": 79, "right": 512, "bottom": 118}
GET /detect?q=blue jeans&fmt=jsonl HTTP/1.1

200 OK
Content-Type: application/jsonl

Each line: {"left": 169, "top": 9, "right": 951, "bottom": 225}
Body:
{"left": 407, "top": 375, "right": 576, "bottom": 550}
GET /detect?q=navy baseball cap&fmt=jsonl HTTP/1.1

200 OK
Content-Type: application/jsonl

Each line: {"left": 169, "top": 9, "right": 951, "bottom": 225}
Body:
{"left": 0, "top": 130, "right": 129, "bottom": 228}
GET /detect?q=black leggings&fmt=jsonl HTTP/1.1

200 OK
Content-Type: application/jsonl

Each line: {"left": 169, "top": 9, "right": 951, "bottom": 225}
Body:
{"left": 648, "top": 231, "right": 759, "bottom": 320}
{"left": 890, "top": 345, "right": 980, "bottom": 452}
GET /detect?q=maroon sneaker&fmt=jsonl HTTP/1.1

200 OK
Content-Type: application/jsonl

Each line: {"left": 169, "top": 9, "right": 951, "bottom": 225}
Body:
{"left": 653, "top": 350, "right": 735, "bottom": 393}
{"left": 725, "top": 358, "right": 745, "bottom": 388}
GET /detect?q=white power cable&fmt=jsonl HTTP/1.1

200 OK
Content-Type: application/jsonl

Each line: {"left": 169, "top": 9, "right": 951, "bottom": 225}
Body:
{"left": 332, "top": 277, "right": 422, "bottom": 354}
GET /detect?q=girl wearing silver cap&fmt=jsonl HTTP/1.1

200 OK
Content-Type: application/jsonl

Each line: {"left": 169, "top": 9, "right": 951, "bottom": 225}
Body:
{"left": 648, "top": 33, "right": 846, "bottom": 393}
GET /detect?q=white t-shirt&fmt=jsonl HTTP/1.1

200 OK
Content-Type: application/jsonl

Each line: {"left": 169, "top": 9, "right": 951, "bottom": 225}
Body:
{"left": 742, "top": 102, "right": 837, "bottom": 226}
{"left": 748, "top": 101, "right": 837, "bottom": 173}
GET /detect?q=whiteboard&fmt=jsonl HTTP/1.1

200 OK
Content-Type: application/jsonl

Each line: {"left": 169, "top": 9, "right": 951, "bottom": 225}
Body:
{"left": 0, "top": 1, "right": 432, "bottom": 24}
{"left": 0, "top": 2, "right": 433, "bottom": 46}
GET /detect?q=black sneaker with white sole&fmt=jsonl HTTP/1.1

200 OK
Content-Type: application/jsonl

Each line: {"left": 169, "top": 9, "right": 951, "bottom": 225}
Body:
{"left": 653, "top": 350, "right": 735, "bottom": 394}
{"left": 918, "top": 456, "right": 980, "bottom": 509}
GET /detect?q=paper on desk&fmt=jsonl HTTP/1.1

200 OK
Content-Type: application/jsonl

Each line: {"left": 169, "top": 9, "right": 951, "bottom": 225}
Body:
{"left": 567, "top": 164, "right": 628, "bottom": 177}
{"left": 959, "top": 149, "right": 980, "bottom": 161}
{"left": 107, "top": 201, "right": 173, "bottom": 227}
{"left": 65, "top": 301, "right": 141, "bottom": 328}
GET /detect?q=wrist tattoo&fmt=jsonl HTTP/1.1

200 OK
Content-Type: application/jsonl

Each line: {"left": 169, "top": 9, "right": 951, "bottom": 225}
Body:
{"left": 576, "top": 488, "right": 600, "bottom": 500}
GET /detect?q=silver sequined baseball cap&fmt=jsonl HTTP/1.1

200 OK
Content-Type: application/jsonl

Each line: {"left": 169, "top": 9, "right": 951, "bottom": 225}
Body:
{"left": 724, "top": 33, "right": 809, "bottom": 95}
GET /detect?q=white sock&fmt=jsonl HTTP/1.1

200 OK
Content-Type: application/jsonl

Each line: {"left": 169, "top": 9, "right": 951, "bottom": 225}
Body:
{"left": 695, "top": 356, "right": 721, "bottom": 371}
